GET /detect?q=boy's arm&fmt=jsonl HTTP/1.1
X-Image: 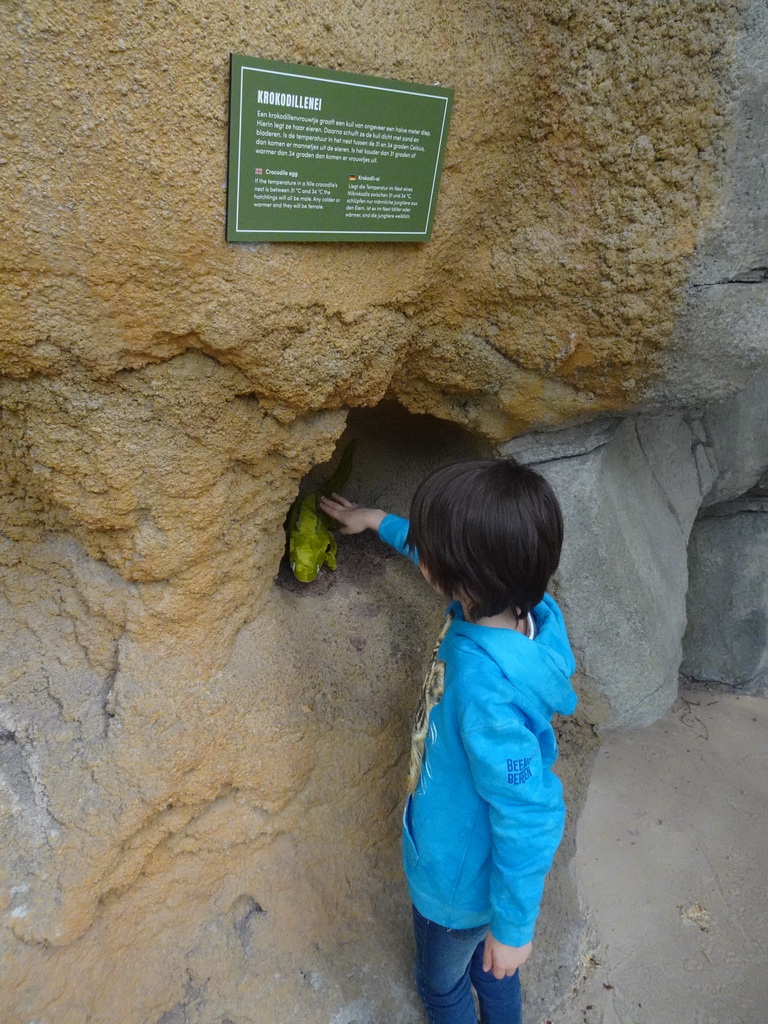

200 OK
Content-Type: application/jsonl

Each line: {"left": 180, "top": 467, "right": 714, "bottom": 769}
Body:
{"left": 460, "top": 694, "right": 566, "bottom": 949}
{"left": 318, "top": 493, "right": 386, "bottom": 534}
{"left": 319, "top": 495, "right": 419, "bottom": 566}
{"left": 376, "top": 512, "right": 419, "bottom": 565}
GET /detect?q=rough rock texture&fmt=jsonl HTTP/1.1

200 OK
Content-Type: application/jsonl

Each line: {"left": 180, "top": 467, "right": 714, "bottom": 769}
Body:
{"left": 648, "top": 0, "right": 768, "bottom": 406}
{"left": 1, "top": 0, "right": 751, "bottom": 432}
{"left": 1, "top": 0, "right": 767, "bottom": 1021}
{"left": 0, "top": 404, "right": 597, "bottom": 1023}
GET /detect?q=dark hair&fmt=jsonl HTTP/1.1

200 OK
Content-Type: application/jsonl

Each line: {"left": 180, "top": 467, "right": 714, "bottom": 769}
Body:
{"left": 405, "top": 458, "right": 563, "bottom": 622}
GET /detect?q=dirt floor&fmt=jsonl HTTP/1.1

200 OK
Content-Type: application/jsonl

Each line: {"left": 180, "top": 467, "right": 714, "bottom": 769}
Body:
{"left": 549, "top": 685, "right": 768, "bottom": 1024}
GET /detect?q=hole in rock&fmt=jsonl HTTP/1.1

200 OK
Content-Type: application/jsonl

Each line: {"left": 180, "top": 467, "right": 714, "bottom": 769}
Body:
{"left": 275, "top": 401, "right": 493, "bottom": 594}
{"left": 271, "top": 400, "right": 493, "bottom": 730}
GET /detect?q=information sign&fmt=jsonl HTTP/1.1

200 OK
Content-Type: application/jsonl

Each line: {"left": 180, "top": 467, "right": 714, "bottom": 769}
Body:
{"left": 227, "top": 55, "right": 454, "bottom": 243}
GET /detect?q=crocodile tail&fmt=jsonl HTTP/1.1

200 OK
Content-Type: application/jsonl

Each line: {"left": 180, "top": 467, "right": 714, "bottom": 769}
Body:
{"left": 321, "top": 440, "right": 356, "bottom": 497}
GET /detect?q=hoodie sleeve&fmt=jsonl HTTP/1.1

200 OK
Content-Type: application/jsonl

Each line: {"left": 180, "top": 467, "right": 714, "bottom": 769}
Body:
{"left": 377, "top": 513, "right": 420, "bottom": 566}
{"left": 460, "top": 690, "right": 566, "bottom": 946}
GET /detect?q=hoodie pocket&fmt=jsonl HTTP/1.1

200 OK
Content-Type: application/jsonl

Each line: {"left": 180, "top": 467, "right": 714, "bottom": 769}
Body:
{"left": 402, "top": 795, "right": 419, "bottom": 872}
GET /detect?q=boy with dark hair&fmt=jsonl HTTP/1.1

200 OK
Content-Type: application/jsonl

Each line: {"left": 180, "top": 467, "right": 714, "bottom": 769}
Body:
{"left": 320, "top": 458, "right": 577, "bottom": 1024}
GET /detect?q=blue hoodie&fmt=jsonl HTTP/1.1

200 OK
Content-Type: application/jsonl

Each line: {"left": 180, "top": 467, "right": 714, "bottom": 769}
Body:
{"left": 379, "top": 513, "right": 578, "bottom": 947}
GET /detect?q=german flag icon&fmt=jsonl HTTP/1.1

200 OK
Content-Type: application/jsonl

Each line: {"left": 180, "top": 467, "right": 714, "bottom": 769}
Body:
{"left": 348, "top": 175, "right": 357, "bottom": 181}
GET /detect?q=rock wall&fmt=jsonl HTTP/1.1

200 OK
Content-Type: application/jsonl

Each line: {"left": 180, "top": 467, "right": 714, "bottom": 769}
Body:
{"left": 505, "top": 364, "right": 768, "bottom": 728}
{"left": 682, "top": 472, "right": 768, "bottom": 693}
{"left": 647, "top": 0, "right": 768, "bottom": 407}
{"left": 1, "top": 0, "right": 767, "bottom": 1021}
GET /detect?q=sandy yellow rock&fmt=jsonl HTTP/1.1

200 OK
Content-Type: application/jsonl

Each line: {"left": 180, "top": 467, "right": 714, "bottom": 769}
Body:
{"left": 0, "top": 0, "right": 748, "bottom": 1020}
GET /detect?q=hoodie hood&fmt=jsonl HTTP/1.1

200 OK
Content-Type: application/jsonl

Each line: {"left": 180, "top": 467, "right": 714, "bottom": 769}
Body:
{"left": 446, "top": 595, "right": 578, "bottom": 719}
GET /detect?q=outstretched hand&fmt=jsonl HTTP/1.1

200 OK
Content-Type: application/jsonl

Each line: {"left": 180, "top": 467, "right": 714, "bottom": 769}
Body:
{"left": 319, "top": 493, "right": 387, "bottom": 535}
{"left": 482, "top": 933, "right": 532, "bottom": 980}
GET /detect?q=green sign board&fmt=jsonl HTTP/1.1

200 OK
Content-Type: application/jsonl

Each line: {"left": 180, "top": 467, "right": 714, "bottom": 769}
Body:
{"left": 227, "top": 55, "right": 454, "bottom": 243}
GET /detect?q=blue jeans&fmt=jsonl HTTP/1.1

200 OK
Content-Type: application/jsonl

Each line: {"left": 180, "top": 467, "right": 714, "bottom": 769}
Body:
{"left": 412, "top": 906, "right": 523, "bottom": 1024}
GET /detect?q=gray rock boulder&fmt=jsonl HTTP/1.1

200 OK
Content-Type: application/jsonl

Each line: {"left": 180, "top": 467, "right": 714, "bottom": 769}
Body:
{"left": 504, "top": 368, "right": 768, "bottom": 727}
{"left": 682, "top": 485, "right": 768, "bottom": 692}
{"left": 699, "top": 363, "right": 768, "bottom": 505}
{"left": 504, "top": 414, "right": 709, "bottom": 727}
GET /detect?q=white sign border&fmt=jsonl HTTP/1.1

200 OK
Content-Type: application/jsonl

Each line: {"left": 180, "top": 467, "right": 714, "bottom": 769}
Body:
{"left": 233, "top": 62, "right": 451, "bottom": 239}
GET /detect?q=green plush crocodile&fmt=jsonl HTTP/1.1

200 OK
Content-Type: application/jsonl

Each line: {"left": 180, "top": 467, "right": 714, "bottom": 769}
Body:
{"left": 286, "top": 441, "right": 356, "bottom": 583}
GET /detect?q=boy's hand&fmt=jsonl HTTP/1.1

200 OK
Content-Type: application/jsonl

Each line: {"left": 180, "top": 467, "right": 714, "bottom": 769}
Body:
{"left": 482, "top": 933, "right": 532, "bottom": 979}
{"left": 319, "top": 493, "right": 387, "bottom": 535}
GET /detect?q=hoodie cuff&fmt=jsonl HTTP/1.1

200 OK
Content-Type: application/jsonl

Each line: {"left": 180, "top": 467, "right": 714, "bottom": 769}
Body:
{"left": 489, "top": 915, "right": 536, "bottom": 948}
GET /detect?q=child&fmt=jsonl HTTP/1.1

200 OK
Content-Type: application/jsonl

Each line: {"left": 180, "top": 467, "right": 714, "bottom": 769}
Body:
{"left": 319, "top": 458, "right": 577, "bottom": 1024}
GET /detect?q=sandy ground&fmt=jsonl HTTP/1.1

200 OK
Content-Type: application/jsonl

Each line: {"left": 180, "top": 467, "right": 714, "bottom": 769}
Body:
{"left": 549, "top": 686, "right": 768, "bottom": 1024}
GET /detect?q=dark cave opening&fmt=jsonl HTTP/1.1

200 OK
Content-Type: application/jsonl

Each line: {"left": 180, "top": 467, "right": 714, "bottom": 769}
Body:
{"left": 275, "top": 400, "right": 493, "bottom": 594}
